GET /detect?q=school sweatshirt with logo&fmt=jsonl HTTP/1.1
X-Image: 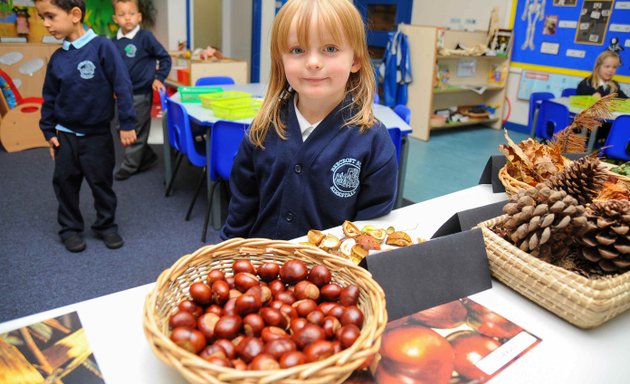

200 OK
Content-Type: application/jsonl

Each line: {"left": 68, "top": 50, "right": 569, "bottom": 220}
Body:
{"left": 111, "top": 29, "right": 171, "bottom": 95}
{"left": 40, "top": 34, "right": 136, "bottom": 141}
{"left": 220, "top": 95, "right": 398, "bottom": 241}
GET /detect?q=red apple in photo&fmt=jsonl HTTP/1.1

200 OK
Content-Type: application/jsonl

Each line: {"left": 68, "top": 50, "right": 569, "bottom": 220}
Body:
{"left": 374, "top": 364, "right": 431, "bottom": 384}
{"left": 410, "top": 300, "right": 468, "bottom": 329}
{"left": 463, "top": 299, "right": 522, "bottom": 339}
{"left": 380, "top": 325, "right": 454, "bottom": 384}
{"left": 447, "top": 330, "right": 501, "bottom": 381}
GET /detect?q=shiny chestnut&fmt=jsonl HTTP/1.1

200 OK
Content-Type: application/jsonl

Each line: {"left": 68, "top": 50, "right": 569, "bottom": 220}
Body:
{"left": 308, "top": 265, "right": 332, "bottom": 287}
{"left": 189, "top": 282, "right": 212, "bottom": 306}
{"left": 233, "top": 259, "right": 256, "bottom": 274}
{"left": 279, "top": 260, "right": 308, "bottom": 284}
{"left": 257, "top": 262, "right": 280, "bottom": 282}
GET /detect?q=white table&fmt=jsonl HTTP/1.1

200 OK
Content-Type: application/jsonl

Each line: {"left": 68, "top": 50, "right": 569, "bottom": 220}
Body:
{"left": 2, "top": 184, "right": 629, "bottom": 383}
{"left": 166, "top": 84, "right": 413, "bottom": 228}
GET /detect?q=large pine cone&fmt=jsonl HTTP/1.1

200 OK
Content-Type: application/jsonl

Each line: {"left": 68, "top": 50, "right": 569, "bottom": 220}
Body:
{"left": 578, "top": 200, "right": 630, "bottom": 273}
{"left": 502, "top": 184, "right": 587, "bottom": 262}
{"left": 545, "top": 157, "right": 607, "bottom": 205}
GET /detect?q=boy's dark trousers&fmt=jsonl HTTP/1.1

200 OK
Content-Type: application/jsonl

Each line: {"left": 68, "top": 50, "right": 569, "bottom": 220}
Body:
{"left": 118, "top": 92, "right": 156, "bottom": 173}
{"left": 53, "top": 131, "right": 118, "bottom": 240}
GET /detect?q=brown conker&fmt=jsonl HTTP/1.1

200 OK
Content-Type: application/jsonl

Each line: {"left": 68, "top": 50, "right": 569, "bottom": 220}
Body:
{"left": 320, "top": 283, "right": 342, "bottom": 302}
{"left": 249, "top": 353, "right": 280, "bottom": 370}
{"left": 214, "top": 314, "right": 243, "bottom": 340}
{"left": 237, "top": 336, "right": 264, "bottom": 363}
{"left": 197, "top": 312, "right": 220, "bottom": 339}
{"left": 189, "top": 282, "right": 212, "bottom": 306}
{"left": 178, "top": 300, "right": 203, "bottom": 318}
{"left": 279, "top": 351, "right": 306, "bottom": 368}
{"left": 336, "top": 324, "right": 361, "bottom": 349}
{"left": 279, "top": 260, "right": 308, "bottom": 284}
{"left": 308, "top": 265, "right": 332, "bottom": 287}
{"left": 294, "top": 280, "right": 320, "bottom": 301}
{"left": 207, "top": 269, "right": 225, "bottom": 285}
{"left": 169, "top": 310, "right": 197, "bottom": 329}
{"left": 211, "top": 280, "right": 230, "bottom": 305}
{"left": 235, "top": 293, "right": 262, "bottom": 316}
{"left": 170, "top": 327, "right": 206, "bottom": 354}
{"left": 243, "top": 313, "right": 265, "bottom": 337}
{"left": 257, "top": 263, "right": 280, "bottom": 282}
{"left": 292, "top": 323, "right": 326, "bottom": 349}
{"left": 303, "top": 340, "right": 335, "bottom": 362}
{"left": 263, "top": 338, "right": 297, "bottom": 360}
{"left": 339, "top": 285, "right": 360, "bottom": 306}
{"left": 233, "top": 259, "right": 256, "bottom": 274}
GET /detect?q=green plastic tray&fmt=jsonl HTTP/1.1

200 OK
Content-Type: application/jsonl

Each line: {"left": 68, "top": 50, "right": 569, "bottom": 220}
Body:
{"left": 178, "top": 86, "right": 223, "bottom": 103}
{"left": 199, "top": 91, "right": 252, "bottom": 109}
{"left": 211, "top": 99, "right": 262, "bottom": 120}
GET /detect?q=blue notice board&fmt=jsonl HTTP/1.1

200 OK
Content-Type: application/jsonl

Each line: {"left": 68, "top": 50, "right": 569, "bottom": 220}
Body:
{"left": 511, "top": 0, "right": 630, "bottom": 78}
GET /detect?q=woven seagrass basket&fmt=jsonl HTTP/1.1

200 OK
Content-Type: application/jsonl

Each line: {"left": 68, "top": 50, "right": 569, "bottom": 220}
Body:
{"left": 498, "top": 157, "right": 573, "bottom": 198}
{"left": 143, "top": 238, "right": 387, "bottom": 384}
{"left": 476, "top": 215, "right": 630, "bottom": 329}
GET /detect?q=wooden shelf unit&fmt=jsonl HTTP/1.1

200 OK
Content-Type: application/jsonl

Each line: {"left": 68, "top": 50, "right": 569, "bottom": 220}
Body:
{"left": 398, "top": 25, "right": 511, "bottom": 141}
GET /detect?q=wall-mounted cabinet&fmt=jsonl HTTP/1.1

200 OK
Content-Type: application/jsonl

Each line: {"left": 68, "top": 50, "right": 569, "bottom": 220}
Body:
{"left": 399, "top": 25, "right": 511, "bottom": 141}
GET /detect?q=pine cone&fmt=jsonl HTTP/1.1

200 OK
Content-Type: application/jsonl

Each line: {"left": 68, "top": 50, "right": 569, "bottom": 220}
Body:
{"left": 578, "top": 200, "right": 630, "bottom": 273}
{"left": 502, "top": 184, "right": 587, "bottom": 262}
{"left": 545, "top": 157, "right": 607, "bottom": 205}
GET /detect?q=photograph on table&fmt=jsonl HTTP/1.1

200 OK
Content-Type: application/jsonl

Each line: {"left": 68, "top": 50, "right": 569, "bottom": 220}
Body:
{"left": 0, "top": 311, "right": 105, "bottom": 384}
{"left": 344, "top": 298, "right": 541, "bottom": 384}
{"left": 574, "top": 0, "right": 614, "bottom": 45}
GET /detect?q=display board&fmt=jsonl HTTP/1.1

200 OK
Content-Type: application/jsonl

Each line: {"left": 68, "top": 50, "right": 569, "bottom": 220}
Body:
{"left": 511, "top": 0, "right": 630, "bottom": 78}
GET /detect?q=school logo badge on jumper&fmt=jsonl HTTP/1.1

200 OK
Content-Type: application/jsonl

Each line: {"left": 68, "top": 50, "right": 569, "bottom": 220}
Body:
{"left": 124, "top": 43, "right": 137, "bottom": 58}
{"left": 330, "top": 158, "right": 361, "bottom": 198}
{"left": 77, "top": 60, "right": 95, "bottom": 79}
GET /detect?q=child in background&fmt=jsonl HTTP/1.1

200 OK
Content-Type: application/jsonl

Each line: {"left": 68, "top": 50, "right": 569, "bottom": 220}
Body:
{"left": 577, "top": 51, "right": 627, "bottom": 99}
{"left": 35, "top": 0, "right": 137, "bottom": 252}
{"left": 220, "top": 0, "right": 398, "bottom": 241}
{"left": 577, "top": 51, "right": 627, "bottom": 147}
{"left": 111, "top": 0, "right": 171, "bottom": 180}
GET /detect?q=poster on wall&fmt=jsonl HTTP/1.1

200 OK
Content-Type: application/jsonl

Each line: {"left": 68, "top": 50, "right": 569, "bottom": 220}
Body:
{"left": 511, "top": 0, "right": 630, "bottom": 78}
{"left": 553, "top": 0, "right": 578, "bottom": 5}
{"left": 575, "top": 0, "right": 614, "bottom": 44}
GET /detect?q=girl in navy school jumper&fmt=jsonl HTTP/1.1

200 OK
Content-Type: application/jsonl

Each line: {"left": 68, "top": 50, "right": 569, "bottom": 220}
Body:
{"left": 35, "top": 0, "right": 136, "bottom": 252}
{"left": 220, "top": 0, "right": 398, "bottom": 241}
{"left": 111, "top": 0, "right": 171, "bottom": 180}
{"left": 576, "top": 51, "right": 627, "bottom": 147}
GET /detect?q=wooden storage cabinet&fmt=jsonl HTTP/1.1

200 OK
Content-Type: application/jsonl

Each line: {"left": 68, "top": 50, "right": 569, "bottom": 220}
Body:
{"left": 167, "top": 55, "right": 249, "bottom": 86}
{"left": 0, "top": 43, "right": 58, "bottom": 98}
{"left": 398, "top": 25, "right": 510, "bottom": 141}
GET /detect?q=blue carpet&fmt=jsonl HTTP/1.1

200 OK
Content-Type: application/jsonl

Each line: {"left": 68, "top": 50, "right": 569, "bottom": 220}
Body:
{"left": 402, "top": 126, "right": 529, "bottom": 203}
{"left": 0, "top": 144, "right": 221, "bottom": 322}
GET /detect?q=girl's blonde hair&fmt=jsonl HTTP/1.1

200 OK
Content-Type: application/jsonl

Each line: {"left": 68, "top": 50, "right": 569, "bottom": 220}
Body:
{"left": 591, "top": 50, "right": 621, "bottom": 93}
{"left": 249, "top": 0, "right": 376, "bottom": 148}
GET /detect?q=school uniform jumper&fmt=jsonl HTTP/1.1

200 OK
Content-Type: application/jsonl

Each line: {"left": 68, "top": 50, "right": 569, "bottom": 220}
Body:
{"left": 220, "top": 95, "right": 399, "bottom": 241}
{"left": 112, "top": 26, "right": 172, "bottom": 173}
{"left": 576, "top": 77, "right": 628, "bottom": 146}
{"left": 40, "top": 30, "right": 136, "bottom": 240}
{"left": 576, "top": 78, "right": 628, "bottom": 99}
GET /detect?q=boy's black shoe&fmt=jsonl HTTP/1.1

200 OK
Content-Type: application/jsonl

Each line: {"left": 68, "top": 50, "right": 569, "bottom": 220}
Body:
{"left": 114, "top": 168, "right": 133, "bottom": 181}
{"left": 138, "top": 152, "right": 159, "bottom": 172}
{"left": 96, "top": 232, "right": 124, "bottom": 249}
{"left": 63, "top": 235, "right": 86, "bottom": 253}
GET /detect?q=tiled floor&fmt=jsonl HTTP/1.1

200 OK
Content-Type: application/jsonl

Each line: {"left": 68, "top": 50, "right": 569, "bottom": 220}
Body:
{"left": 149, "top": 116, "right": 529, "bottom": 204}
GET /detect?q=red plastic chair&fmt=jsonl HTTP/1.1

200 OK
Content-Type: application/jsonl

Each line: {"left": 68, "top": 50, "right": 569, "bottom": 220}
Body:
{"left": 0, "top": 68, "right": 46, "bottom": 152}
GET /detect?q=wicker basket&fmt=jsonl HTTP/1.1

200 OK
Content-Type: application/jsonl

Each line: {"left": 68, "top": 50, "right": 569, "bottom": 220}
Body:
{"left": 476, "top": 216, "right": 630, "bottom": 329}
{"left": 497, "top": 165, "right": 532, "bottom": 197}
{"left": 143, "top": 238, "right": 387, "bottom": 384}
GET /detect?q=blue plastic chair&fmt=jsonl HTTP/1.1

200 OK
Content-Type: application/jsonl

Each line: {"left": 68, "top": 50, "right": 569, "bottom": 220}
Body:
{"left": 535, "top": 100, "right": 571, "bottom": 141}
{"left": 388, "top": 127, "right": 402, "bottom": 164}
{"left": 561, "top": 88, "right": 577, "bottom": 97}
{"left": 393, "top": 104, "right": 411, "bottom": 125}
{"left": 601, "top": 115, "right": 630, "bottom": 161}
{"left": 194, "top": 76, "right": 235, "bottom": 86}
{"left": 164, "top": 99, "right": 210, "bottom": 228}
{"left": 202, "top": 120, "right": 248, "bottom": 241}
{"left": 164, "top": 96, "right": 188, "bottom": 196}
{"left": 528, "top": 92, "right": 555, "bottom": 138}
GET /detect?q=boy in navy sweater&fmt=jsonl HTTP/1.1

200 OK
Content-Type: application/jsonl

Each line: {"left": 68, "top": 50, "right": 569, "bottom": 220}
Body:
{"left": 111, "top": 0, "right": 171, "bottom": 180}
{"left": 35, "top": 0, "right": 137, "bottom": 252}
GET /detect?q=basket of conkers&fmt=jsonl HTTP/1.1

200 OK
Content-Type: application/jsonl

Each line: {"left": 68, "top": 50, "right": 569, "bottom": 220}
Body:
{"left": 143, "top": 238, "right": 387, "bottom": 384}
